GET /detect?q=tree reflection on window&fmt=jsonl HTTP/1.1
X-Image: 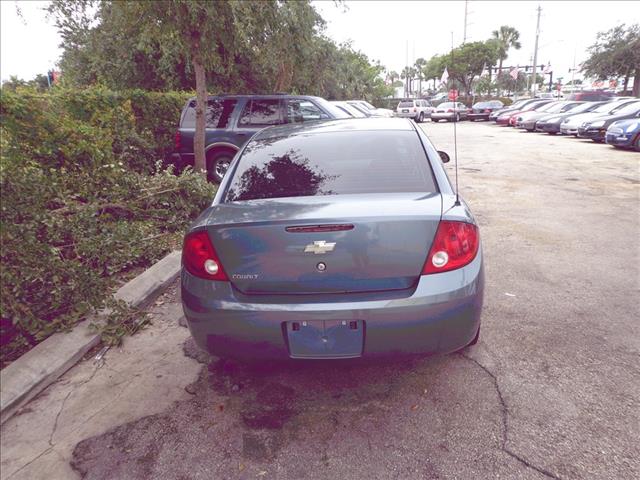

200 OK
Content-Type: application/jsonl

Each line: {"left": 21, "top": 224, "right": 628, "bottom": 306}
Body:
{"left": 226, "top": 149, "right": 335, "bottom": 201}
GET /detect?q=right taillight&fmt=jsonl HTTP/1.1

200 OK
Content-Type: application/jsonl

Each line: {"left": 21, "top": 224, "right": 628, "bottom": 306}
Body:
{"left": 183, "top": 230, "right": 228, "bottom": 281}
{"left": 422, "top": 221, "right": 479, "bottom": 274}
{"left": 174, "top": 131, "right": 181, "bottom": 150}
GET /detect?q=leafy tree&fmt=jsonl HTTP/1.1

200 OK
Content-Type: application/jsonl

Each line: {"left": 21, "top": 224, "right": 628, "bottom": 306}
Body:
{"left": 422, "top": 55, "right": 446, "bottom": 91}
{"left": 47, "top": 1, "right": 391, "bottom": 107}
{"left": 443, "top": 41, "right": 500, "bottom": 95}
{"left": 1, "top": 74, "right": 51, "bottom": 92}
{"left": 491, "top": 25, "right": 522, "bottom": 75}
{"left": 582, "top": 24, "right": 640, "bottom": 95}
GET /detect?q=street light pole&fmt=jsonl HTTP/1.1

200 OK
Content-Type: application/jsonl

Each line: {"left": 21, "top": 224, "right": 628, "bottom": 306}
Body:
{"left": 531, "top": 5, "right": 541, "bottom": 97}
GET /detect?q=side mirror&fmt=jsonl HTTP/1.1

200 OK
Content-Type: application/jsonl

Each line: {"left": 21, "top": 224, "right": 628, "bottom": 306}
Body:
{"left": 438, "top": 151, "right": 450, "bottom": 163}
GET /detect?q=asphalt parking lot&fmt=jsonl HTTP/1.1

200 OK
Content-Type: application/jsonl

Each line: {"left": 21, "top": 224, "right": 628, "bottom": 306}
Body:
{"left": 2, "top": 121, "right": 639, "bottom": 480}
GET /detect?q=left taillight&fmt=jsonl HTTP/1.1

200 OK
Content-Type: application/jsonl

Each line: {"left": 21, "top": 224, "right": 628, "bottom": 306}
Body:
{"left": 182, "top": 230, "right": 228, "bottom": 281}
{"left": 174, "top": 131, "right": 181, "bottom": 150}
{"left": 422, "top": 221, "right": 479, "bottom": 274}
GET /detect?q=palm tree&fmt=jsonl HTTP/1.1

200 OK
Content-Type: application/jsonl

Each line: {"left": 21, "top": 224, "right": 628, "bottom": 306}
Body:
{"left": 401, "top": 66, "right": 416, "bottom": 96}
{"left": 387, "top": 70, "right": 399, "bottom": 85}
{"left": 491, "top": 25, "right": 522, "bottom": 75}
{"left": 414, "top": 58, "right": 427, "bottom": 96}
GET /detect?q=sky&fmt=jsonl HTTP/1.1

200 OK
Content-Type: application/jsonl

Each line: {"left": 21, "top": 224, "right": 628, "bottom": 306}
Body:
{"left": 1, "top": 0, "right": 637, "bottom": 85}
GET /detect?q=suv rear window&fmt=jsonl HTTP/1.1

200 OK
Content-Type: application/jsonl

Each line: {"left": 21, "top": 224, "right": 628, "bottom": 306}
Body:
{"left": 182, "top": 99, "right": 237, "bottom": 128}
{"left": 225, "top": 131, "right": 436, "bottom": 202}
{"left": 398, "top": 101, "right": 414, "bottom": 108}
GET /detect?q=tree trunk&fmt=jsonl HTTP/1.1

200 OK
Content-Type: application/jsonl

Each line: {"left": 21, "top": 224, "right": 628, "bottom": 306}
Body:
{"left": 193, "top": 55, "right": 207, "bottom": 179}
{"left": 633, "top": 69, "right": 640, "bottom": 97}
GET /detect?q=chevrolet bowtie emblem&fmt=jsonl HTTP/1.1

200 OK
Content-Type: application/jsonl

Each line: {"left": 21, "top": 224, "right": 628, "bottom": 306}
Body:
{"left": 304, "top": 240, "right": 336, "bottom": 254}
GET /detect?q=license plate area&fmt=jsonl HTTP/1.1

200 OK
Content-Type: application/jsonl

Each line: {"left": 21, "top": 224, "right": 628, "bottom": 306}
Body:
{"left": 286, "top": 320, "right": 364, "bottom": 358}
{"left": 402, "top": 109, "right": 409, "bottom": 113}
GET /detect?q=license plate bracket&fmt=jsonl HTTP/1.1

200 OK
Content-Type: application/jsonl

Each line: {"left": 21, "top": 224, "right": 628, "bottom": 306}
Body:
{"left": 286, "top": 320, "right": 364, "bottom": 358}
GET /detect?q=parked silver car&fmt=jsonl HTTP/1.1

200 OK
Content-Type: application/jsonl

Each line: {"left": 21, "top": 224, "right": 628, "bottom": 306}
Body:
{"left": 431, "top": 102, "right": 469, "bottom": 122}
{"left": 182, "top": 118, "right": 484, "bottom": 360}
{"left": 395, "top": 99, "right": 435, "bottom": 122}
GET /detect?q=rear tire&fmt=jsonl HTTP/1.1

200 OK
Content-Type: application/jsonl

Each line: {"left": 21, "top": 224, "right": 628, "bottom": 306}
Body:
{"left": 206, "top": 148, "right": 236, "bottom": 183}
{"left": 455, "top": 114, "right": 460, "bottom": 122}
{"left": 418, "top": 112, "right": 424, "bottom": 123}
{"left": 634, "top": 135, "right": 640, "bottom": 152}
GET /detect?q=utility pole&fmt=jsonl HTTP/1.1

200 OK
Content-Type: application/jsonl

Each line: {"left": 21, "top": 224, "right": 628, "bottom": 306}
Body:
{"left": 405, "top": 39, "right": 409, "bottom": 98}
{"left": 530, "top": 5, "right": 541, "bottom": 96}
{"left": 463, "top": 0, "right": 468, "bottom": 43}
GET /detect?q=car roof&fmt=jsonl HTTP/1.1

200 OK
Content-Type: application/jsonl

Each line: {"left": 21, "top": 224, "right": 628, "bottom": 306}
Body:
{"left": 185, "top": 94, "right": 322, "bottom": 103}
{"left": 253, "top": 118, "right": 414, "bottom": 140}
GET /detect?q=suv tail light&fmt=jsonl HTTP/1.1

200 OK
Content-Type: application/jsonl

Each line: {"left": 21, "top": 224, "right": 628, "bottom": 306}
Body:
{"left": 183, "top": 231, "right": 228, "bottom": 281}
{"left": 422, "top": 221, "right": 479, "bottom": 274}
{"left": 174, "top": 131, "right": 181, "bottom": 150}
{"left": 414, "top": 107, "right": 417, "bottom": 112}
{"left": 447, "top": 109, "right": 454, "bottom": 113}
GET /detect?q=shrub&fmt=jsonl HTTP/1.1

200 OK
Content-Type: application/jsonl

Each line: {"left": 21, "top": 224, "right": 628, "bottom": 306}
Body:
{"left": 0, "top": 87, "right": 214, "bottom": 367}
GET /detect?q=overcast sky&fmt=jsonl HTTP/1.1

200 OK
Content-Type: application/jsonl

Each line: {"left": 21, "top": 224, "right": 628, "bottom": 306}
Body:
{"left": 1, "top": 0, "right": 637, "bottom": 84}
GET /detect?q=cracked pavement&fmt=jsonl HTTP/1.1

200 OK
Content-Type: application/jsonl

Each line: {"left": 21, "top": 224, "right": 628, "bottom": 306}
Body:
{"left": 2, "top": 122, "right": 639, "bottom": 479}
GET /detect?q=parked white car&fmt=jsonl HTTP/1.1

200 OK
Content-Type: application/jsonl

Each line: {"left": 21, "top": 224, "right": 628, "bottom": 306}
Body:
{"left": 395, "top": 99, "right": 435, "bottom": 122}
{"left": 347, "top": 100, "right": 394, "bottom": 118}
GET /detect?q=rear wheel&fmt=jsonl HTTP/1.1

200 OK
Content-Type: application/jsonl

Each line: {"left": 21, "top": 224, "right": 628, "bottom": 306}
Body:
{"left": 634, "top": 135, "right": 640, "bottom": 152}
{"left": 454, "top": 113, "right": 460, "bottom": 122}
{"left": 418, "top": 112, "right": 424, "bottom": 123}
{"left": 207, "top": 148, "right": 236, "bottom": 183}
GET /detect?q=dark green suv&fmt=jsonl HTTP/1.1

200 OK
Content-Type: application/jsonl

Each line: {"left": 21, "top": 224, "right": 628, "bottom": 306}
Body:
{"left": 172, "top": 94, "right": 349, "bottom": 182}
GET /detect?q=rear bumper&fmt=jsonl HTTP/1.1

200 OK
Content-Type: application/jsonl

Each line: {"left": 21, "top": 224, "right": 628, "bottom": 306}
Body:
{"left": 182, "top": 252, "right": 484, "bottom": 360}
{"left": 468, "top": 113, "right": 490, "bottom": 121}
{"left": 170, "top": 152, "right": 194, "bottom": 172}
{"left": 431, "top": 113, "right": 457, "bottom": 121}
{"left": 396, "top": 112, "right": 419, "bottom": 119}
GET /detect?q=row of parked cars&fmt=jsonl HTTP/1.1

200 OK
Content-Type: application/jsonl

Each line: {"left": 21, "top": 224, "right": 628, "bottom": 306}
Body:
{"left": 394, "top": 99, "right": 506, "bottom": 123}
{"left": 488, "top": 97, "right": 640, "bottom": 150}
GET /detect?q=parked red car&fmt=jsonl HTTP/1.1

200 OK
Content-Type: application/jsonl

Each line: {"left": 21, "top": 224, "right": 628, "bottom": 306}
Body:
{"left": 496, "top": 100, "right": 553, "bottom": 126}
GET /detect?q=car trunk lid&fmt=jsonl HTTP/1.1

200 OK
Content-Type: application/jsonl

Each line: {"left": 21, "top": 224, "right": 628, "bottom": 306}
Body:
{"left": 204, "top": 193, "right": 441, "bottom": 294}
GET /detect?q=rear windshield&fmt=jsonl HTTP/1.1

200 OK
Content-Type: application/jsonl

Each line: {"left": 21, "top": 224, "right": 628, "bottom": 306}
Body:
{"left": 225, "top": 131, "right": 436, "bottom": 202}
{"left": 398, "top": 101, "right": 414, "bottom": 108}
{"left": 182, "top": 99, "right": 237, "bottom": 128}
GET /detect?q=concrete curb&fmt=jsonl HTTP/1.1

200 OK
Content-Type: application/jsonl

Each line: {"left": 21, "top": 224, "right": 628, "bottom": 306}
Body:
{"left": 0, "top": 250, "right": 182, "bottom": 425}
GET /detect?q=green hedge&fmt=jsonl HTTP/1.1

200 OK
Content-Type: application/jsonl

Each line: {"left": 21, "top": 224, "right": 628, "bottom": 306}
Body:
{"left": 0, "top": 87, "right": 214, "bottom": 367}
